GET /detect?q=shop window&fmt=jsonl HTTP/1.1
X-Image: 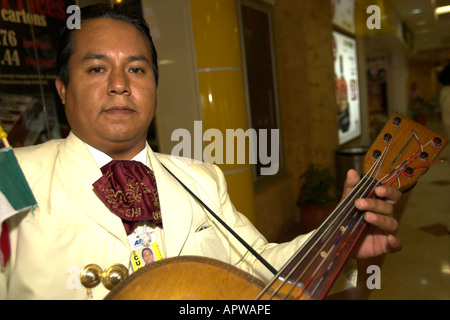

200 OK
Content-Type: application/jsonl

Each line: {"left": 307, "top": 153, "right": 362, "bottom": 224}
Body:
{"left": 238, "top": 0, "right": 283, "bottom": 183}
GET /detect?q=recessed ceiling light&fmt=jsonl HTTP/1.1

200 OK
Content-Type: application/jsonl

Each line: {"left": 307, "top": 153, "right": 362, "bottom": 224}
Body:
{"left": 411, "top": 9, "right": 422, "bottom": 14}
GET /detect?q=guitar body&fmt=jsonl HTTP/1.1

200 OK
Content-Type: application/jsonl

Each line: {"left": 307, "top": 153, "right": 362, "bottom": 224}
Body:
{"left": 105, "top": 256, "right": 295, "bottom": 300}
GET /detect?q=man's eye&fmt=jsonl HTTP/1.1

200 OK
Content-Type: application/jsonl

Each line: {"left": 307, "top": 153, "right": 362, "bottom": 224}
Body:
{"left": 89, "top": 67, "right": 104, "bottom": 73}
{"left": 130, "top": 67, "right": 144, "bottom": 74}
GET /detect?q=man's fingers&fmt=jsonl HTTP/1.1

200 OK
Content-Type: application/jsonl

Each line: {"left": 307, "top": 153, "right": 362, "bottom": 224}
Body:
{"left": 374, "top": 185, "right": 402, "bottom": 205}
{"left": 341, "top": 169, "right": 360, "bottom": 199}
{"left": 363, "top": 211, "right": 399, "bottom": 235}
{"left": 388, "top": 234, "right": 403, "bottom": 254}
{"left": 356, "top": 197, "right": 394, "bottom": 217}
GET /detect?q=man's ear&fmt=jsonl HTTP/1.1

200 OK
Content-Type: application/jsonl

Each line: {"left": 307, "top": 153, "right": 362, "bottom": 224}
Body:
{"left": 55, "top": 78, "right": 66, "bottom": 105}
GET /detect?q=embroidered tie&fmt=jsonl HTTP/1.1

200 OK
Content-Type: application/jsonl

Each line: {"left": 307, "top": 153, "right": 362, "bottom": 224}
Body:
{"left": 92, "top": 160, "right": 162, "bottom": 234}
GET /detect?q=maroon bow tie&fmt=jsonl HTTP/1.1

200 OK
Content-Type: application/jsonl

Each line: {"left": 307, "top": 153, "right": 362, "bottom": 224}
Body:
{"left": 92, "top": 160, "right": 162, "bottom": 234}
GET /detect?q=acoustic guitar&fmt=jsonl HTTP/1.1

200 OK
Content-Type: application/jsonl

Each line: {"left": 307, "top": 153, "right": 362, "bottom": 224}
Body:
{"left": 105, "top": 114, "right": 447, "bottom": 300}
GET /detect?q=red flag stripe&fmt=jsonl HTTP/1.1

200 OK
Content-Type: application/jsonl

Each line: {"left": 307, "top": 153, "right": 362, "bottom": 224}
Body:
{"left": 1, "top": 221, "right": 10, "bottom": 267}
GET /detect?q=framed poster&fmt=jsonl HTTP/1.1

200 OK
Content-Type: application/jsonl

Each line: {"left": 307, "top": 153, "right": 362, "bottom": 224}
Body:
{"left": 332, "top": 30, "right": 361, "bottom": 144}
{"left": 0, "top": 0, "right": 75, "bottom": 145}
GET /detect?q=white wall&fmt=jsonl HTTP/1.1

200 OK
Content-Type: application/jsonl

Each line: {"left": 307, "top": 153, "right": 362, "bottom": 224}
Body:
{"left": 141, "top": 0, "right": 201, "bottom": 155}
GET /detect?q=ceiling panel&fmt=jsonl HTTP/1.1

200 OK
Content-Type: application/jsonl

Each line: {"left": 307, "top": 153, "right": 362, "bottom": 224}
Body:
{"left": 391, "top": 0, "right": 450, "bottom": 52}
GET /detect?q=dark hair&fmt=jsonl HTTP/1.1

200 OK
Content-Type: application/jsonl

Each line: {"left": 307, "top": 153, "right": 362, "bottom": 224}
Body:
{"left": 56, "top": 4, "right": 158, "bottom": 86}
{"left": 439, "top": 64, "right": 450, "bottom": 86}
{"left": 142, "top": 248, "right": 153, "bottom": 256}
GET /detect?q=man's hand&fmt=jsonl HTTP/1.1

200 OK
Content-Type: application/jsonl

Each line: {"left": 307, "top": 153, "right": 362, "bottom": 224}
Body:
{"left": 342, "top": 169, "right": 403, "bottom": 259}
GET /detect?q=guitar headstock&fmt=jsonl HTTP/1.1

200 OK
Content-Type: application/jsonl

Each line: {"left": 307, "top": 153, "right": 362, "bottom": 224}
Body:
{"left": 363, "top": 114, "right": 448, "bottom": 192}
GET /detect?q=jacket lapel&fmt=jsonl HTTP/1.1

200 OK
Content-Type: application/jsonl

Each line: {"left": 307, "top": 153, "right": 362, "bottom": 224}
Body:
{"left": 56, "top": 132, "right": 129, "bottom": 248}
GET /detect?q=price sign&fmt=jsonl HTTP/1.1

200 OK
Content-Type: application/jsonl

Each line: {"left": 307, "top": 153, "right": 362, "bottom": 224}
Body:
{"left": 0, "top": 29, "right": 20, "bottom": 66}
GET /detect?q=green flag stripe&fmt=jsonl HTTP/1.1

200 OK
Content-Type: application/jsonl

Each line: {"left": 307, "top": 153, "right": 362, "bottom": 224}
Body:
{"left": 0, "top": 147, "right": 37, "bottom": 211}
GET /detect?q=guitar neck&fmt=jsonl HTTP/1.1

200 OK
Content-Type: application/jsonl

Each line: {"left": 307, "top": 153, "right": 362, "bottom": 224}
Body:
{"left": 260, "top": 176, "right": 377, "bottom": 300}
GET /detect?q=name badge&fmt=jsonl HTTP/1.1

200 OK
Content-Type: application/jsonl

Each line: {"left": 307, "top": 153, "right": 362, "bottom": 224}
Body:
{"left": 128, "top": 228, "right": 163, "bottom": 271}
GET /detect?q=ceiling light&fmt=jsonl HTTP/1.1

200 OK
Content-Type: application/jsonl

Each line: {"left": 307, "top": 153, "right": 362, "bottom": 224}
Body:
{"left": 436, "top": 5, "right": 450, "bottom": 15}
{"left": 411, "top": 9, "right": 422, "bottom": 14}
{"left": 442, "top": 262, "right": 450, "bottom": 275}
{"left": 159, "top": 59, "right": 175, "bottom": 65}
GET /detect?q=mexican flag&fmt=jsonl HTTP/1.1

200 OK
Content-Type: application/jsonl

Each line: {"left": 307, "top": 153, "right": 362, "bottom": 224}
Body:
{"left": 0, "top": 147, "right": 37, "bottom": 267}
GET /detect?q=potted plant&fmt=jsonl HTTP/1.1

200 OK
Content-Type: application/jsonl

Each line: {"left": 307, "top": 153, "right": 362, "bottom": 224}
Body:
{"left": 409, "top": 96, "right": 432, "bottom": 125}
{"left": 296, "top": 164, "right": 340, "bottom": 232}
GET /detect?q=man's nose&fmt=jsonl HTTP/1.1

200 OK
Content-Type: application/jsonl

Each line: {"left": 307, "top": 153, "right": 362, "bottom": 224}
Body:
{"left": 107, "top": 69, "right": 131, "bottom": 95}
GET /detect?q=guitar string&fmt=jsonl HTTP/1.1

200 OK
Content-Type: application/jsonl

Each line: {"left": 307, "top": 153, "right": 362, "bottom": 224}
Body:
{"left": 302, "top": 126, "right": 408, "bottom": 297}
{"left": 376, "top": 135, "right": 443, "bottom": 192}
{"left": 257, "top": 163, "right": 378, "bottom": 300}
{"left": 312, "top": 144, "right": 421, "bottom": 300}
{"left": 381, "top": 138, "right": 431, "bottom": 183}
{"left": 291, "top": 125, "right": 402, "bottom": 299}
{"left": 257, "top": 159, "right": 382, "bottom": 300}
{"left": 380, "top": 129, "right": 439, "bottom": 186}
{"left": 309, "top": 213, "right": 368, "bottom": 299}
{"left": 413, "top": 160, "right": 444, "bottom": 169}
{"left": 255, "top": 180, "right": 366, "bottom": 300}
{"left": 383, "top": 138, "right": 434, "bottom": 188}
{"left": 266, "top": 122, "right": 402, "bottom": 300}
{"left": 412, "top": 129, "right": 424, "bottom": 152}
{"left": 292, "top": 165, "right": 382, "bottom": 299}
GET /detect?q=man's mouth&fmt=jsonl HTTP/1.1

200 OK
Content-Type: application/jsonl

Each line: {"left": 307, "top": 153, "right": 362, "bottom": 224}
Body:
{"left": 103, "top": 106, "right": 137, "bottom": 116}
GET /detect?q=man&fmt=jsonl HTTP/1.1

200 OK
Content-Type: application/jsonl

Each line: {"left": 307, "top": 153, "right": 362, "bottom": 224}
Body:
{"left": 0, "top": 5, "right": 401, "bottom": 299}
{"left": 142, "top": 248, "right": 154, "bottom": 265}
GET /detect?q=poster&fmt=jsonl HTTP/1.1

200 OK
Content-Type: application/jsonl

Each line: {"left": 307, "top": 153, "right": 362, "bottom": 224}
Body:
{"left": 331, "top": 0, "right": 355, "bottom": 35}
{"left": 0, "top": 0, "right": 74, "bottom": 145}
{"left": 332, "top": 30, "right": 361, "bottom": 144}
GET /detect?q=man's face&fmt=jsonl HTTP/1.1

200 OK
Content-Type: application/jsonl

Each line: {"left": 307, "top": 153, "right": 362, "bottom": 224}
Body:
{"left": 142, "top": 249, "right": 153, "bottom": 265}
{"left": 56, "top": 18, "right": 156, "bottom": 159}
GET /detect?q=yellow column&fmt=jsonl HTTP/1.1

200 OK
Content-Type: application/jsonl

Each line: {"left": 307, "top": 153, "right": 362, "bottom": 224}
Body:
{"left": 189, "top": 0, "right": 256, "bottom": 223}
